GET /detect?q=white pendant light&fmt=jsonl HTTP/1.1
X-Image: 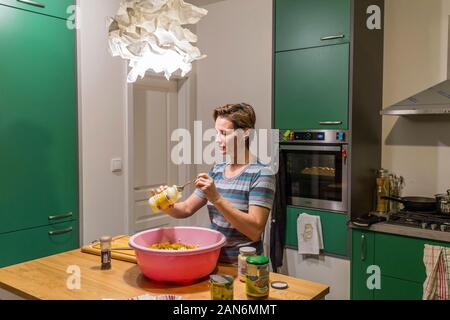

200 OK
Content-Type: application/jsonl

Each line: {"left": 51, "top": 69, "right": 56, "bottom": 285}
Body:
{"left": 108, "top": 0, "right": 207, "bottom": 83}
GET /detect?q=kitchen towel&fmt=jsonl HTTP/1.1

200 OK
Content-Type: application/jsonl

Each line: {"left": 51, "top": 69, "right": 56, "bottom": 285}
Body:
{"left": 297, "top": 213, "right": 324, "bottom": 255}
{"left": 423, "top": 244, "right": 450, "bottom": 300}
{"left": 270, "top": 150, "right": 287, "bottom": 271}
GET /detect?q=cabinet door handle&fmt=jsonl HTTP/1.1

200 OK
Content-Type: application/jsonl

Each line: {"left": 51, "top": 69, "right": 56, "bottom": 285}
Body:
{"left": 17, "top": 0, "right": 45, "bottom": 8}
{"left": 320, "top": 121, "right": 343, "bottom": 126}
{"left": 360, "top": 234, "right": 366, "bottom": 261}
{"left": 321, "top": 34, "right": 345, "bottom": 41}
{"left": 48, "top": 212, "right": 73, "bottom": 221}
{"left": 48, "top": 227, "right": 73, "bottom": 236}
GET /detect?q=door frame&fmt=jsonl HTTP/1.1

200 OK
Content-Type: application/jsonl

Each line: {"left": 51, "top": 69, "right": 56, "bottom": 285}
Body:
{"left": 124, "top": 71, "right": 196, "bottom": 234}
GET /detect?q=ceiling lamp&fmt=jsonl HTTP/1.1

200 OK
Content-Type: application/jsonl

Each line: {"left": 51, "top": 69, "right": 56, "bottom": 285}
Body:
{"left": 108, "top": 0, "right": 207, "bottom": 83}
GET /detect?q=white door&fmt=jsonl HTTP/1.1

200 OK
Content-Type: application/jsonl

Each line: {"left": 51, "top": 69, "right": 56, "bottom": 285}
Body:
{"left": 133, "top": 77, "right": 179, "bottom": 232}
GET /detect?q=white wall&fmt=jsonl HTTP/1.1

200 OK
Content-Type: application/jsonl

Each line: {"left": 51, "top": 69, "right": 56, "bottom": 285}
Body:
{"left": 77, "top": 0, "right": 128, "bottom": 244}
{"left": 382, "top": 0, "right": 450, "bottom": 196}
{"left": 193, "top": 0, "right": 274, "bottom": 226}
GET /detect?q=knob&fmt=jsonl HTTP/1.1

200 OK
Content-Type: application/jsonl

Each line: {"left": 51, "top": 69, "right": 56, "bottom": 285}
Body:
{"left": 421, "top": 222, "right": 428, "bottom": 229}
{"left": 440, "top": 225, "right": 447, "bottom": 232}
{"left": 431, "top": 224, "right": 438, "bottom": 231}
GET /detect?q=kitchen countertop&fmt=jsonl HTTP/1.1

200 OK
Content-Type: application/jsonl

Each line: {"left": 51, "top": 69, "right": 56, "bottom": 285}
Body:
{"left": 0, "top": 249, "right": 329, "bottom": 300}
{"left": 351, "top": 221, "right": 450, "bottom": 243}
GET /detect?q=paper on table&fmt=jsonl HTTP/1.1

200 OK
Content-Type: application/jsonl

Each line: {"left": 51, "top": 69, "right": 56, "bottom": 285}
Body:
{"left": 107, "top": 0, "right": 208, "bottom": 82}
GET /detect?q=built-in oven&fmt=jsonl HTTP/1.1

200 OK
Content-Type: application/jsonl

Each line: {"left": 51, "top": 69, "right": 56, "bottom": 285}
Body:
{"left": 280, "top": 130, "right": 349, "bottom": 213}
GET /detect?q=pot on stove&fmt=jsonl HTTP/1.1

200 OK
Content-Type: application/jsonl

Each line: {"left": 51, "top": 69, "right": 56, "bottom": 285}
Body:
{"left": 435, "top": 190, "right": 450, "bottom": 215}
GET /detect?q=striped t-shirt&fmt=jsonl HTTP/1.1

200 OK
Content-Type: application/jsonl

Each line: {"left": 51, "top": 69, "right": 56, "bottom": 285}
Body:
{"left": 194, "top": 162, "right": 276, "bottom": 264}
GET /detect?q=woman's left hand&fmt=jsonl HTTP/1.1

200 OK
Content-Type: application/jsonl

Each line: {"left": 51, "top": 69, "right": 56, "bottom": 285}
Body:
{"left": 195, "top": 173, "right": 221, "bottom": 204}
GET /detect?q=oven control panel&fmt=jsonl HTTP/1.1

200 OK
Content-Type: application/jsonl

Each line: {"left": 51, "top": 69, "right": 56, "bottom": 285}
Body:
{"left": 280, "top": 130, "right": 349, "bottom": 143}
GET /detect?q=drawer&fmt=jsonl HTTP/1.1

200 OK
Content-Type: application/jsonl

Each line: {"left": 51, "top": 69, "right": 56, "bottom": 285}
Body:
{"left": 374, "top": 276, "right": 423, "bottom": 300}
{"left": 286, "top": 206, "right": 349, "bottom": 256}
{"left": 0, "top": 0, "right": 75, "bottom": 20}
{"left": 374, "top": 233, "right": 450, "bottom": 283}
{"left": 0, "top": 220, "right": 78, "bottom": 268}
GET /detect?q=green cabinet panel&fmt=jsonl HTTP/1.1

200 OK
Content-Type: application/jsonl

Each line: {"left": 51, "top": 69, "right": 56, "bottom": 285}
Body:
{"left": 374, "top": 276, "right": 423, "bottom": 300}
{"left": 286, "top": 206, "right": 348, "bottom": 256}
{"left": 275, "top": 44, "right": 349, "bottom": 130}
{"left": 275, "top": 0, "right": 350, "bottom": 52}
{"left": 374, "top": 232, "right": 450, "bottom": 284}
{"left": 351, "top": 229, "right": 450, "bottom": 300}
{"left": 0, "top": 0, "right": 74, "bottom": 20}
{"left": 0, "top": 5, "right": 77, "bottom": 234}
{"left": 0, "top": 220, "right": 78, "bottom": 268}
{"left": 351, "top": 229, "right": 375, "bottom": 300}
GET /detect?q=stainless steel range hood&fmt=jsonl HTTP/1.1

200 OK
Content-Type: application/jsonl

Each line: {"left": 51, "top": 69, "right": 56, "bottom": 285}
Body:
{"left": 381, "top": 79, "right": 450, "bottom": 115}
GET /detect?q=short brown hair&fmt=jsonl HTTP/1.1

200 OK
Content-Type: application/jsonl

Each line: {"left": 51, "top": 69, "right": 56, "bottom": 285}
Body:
{"left": 213, "top": 103, "right": 256, "bottom": 130}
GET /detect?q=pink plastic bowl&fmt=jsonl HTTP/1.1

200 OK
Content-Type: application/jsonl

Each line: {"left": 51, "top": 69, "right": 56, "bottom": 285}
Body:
{"left": 129, "top": 226, "right": 226, "bottom": 283}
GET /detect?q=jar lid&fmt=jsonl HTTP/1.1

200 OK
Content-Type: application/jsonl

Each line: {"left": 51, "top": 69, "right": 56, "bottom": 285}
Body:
{"left": 210, "top": 274, "right": 234, "bottom": 285}
{"left": 100, "top": 236, "right": 112, "bottom": 243}
{"left": 271, "top": 281, "right": 288, "bottom": 290}
{"left": 246, "top": 255, "right": 269, "bottom": 265}
{"left": 239, "top": 246, "right": 256, "bottom": 255}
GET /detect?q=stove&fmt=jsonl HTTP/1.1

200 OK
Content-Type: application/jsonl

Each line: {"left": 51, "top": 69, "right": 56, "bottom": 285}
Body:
{"left": 386, "top": 211, "right": 450, "bottom": 233}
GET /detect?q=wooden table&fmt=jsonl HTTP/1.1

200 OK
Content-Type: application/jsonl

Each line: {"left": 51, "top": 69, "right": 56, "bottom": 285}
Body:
{"left": 0, "top": 249, "right": 329, "bottom": 300}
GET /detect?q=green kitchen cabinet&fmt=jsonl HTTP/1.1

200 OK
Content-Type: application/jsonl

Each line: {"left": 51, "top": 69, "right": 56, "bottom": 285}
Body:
{"left": 374, "top": 233, "right": 429, "bottom": 284}
{"left": 275, "top": 0, "right": 350, "bottom": 52}
{"left": 350, "top": 229, "right": 375, "bottom": 300}
{"left": 285, "top": 206, "right": 348, "bottom": 256}
{"left": 0, "top": 6, "right": 78, "bottom": 234}
{"left": 0, "top": 0, "right": 75, "bottom": 20}
{"left": 275, "top": 44, "right": 350, "bottom": 130}
{"left": 374, "top": 276, "right": 423, "bottom": 300}
{"left": 351, "top": 229, "right": 450, "bottom": 300}
{"left": 0, "top": 220, "right": 78, "bottom": 268}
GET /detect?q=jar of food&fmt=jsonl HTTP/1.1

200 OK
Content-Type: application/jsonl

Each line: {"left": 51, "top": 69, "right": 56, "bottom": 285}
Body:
{"left": 238, "top": 247, "right": 256, "bottom": 282}
{"left": 209, "top": 274, "right": 234, "bottom": 300}
{"left": 148, "top": 185, "right": 182, "bottom": 213}
{"left": 246, "top": 255, "right": 269, "bottom": 298}
{"left": 375, "top": 169, "right": 390, "bottom": 215}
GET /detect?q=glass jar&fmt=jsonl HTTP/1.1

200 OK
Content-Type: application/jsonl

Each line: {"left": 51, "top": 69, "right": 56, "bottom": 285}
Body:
{"left": 245, "top": 256, "right": 270, "bottom": 298}
{"left": 209, "top": 274, "right": 234, "bottom": 300}
{"left": 100, "top": 236, "right": 112, "bottom": 270}
{"left": 375, "top": 169, "right": 390, "bottom": 215}
{"left": 148, "top": 185, "right": 182, "bottom": 213}
{"left": 238, "top": 247, "right": 256, "bottom": 282}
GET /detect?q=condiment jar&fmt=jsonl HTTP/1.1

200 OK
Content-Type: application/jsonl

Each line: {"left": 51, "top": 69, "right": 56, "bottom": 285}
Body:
{"left": 209, "top": 274, "right": 234, "bottom": 300}
{"left": 375, "top": 169, "right": 390, "bottom": 215}
{"left": 100, "top": 236, "right": 112, "bottom": 270}
{"left": 238, "top": 247, "right": 256, "bottom": 282}
{"left": 148, "top": 185, "right": 182, "bottom": 213}
{"left": 245, "top": 255, "right": 270, "bottom": 298}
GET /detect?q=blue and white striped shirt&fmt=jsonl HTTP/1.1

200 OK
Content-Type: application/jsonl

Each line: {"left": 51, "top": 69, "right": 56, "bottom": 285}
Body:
{"left": 194, "top": 162, "right": 276, "bottom": 264}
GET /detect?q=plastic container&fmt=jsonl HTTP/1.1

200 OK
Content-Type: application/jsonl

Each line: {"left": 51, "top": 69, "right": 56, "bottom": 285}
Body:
{"left": 129, "top": 226, "right": 226, "bottom": 283}
{"left": 238, "top": 247, "right": 256, "bottom": 282}
{"left": 148, "top": 185, "right": 182, "bottom": 213}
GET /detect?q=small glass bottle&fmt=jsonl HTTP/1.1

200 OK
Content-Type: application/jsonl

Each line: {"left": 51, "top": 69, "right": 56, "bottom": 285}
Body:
{"left": 238, "top": 247, "right": 256, "bottom": 282}
{"left": 100, "top": 236, "right": 112, "bottom": 270}
{"left": 375, "top": 169, "right": 390, "bottom": 215}
{"left": 148, "top": 185, "right": 183, "bottom": 213}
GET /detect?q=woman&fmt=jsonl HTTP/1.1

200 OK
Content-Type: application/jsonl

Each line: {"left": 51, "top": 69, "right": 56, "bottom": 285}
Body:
{"left": 152, "top": 103, "right": 276, "bottom": 264}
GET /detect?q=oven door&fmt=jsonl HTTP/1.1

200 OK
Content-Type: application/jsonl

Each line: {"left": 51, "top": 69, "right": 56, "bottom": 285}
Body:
{"left": 281, "top": 144, "right": 348, "bottom": 212}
